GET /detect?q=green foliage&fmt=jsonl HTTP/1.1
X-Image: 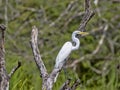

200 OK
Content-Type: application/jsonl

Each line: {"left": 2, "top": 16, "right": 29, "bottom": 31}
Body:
{"left": 0, "top": 0, "right": 120, "bottom": 90}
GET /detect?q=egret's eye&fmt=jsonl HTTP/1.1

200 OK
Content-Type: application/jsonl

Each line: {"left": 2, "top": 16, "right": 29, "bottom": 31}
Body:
{"left": 76, "top": 34, "right": 80, "bottom": 38}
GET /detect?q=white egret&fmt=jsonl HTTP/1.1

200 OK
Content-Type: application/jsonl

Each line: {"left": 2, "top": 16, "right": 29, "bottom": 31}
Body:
{"left": 55, "top": 31, "right": 88, "bottom": 68}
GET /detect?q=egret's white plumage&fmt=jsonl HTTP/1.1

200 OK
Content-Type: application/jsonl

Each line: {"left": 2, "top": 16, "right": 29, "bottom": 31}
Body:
{"left": 55, "top": 31, "right": 88, "bottom": 68}
{"left": 55, "top": 42, "right": 72, "bottom": 68}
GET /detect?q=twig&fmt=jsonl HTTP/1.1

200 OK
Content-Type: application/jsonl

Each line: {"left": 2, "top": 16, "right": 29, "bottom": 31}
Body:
{"left": 89, "top": 65, "right": 102, "bottom": 74}
{"left": 5, "top": 0, "right": 8, "bottom": 27}
{"left": 89, "top": 56, "right": 110, "bottom": 75}
{"left": 49, "top": 0, "right": 78, "bottom": 27}
{"left": 63, "top": 11, "right": 84, "bottom": 28}
{"left": 60, "top": 79, "right": 80, "bottom": 90}
{"left": 0, "top": 24, "right": 6, "bottom": 31}
{"left": 112, "top": 0, "right": 120, "bottom": 3}
{"left": 60, "top": 79, "right": 71, "bottom": 90}
{"left": 8, "top": 61, "right": 21, "bottom": 78}
{"left": 70, "top": 79, "right": 80, "bottom": 90}
{"left": 92, "top": 25, "right": 108, "bottom": 55}
{"left": 0, "top": 24, "right": 6, "bottom": 53}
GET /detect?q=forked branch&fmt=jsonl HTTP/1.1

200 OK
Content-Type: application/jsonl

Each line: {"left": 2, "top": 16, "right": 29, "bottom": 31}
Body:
{"left": 30, "top": 0, "right": 94, "bottom": 90}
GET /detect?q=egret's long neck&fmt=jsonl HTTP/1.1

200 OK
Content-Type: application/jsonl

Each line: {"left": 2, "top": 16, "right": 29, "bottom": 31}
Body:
{"left": 71, "top": 33, "right": 80, "bottom": 50}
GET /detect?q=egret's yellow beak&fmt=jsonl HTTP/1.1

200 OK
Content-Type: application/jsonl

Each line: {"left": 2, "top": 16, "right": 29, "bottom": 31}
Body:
{"left": 79, "top": 31, "right": 89, "bottom": 35}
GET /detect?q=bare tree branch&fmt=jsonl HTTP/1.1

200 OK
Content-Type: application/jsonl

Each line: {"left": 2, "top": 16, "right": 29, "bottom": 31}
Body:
{"left": 78, "top": 0, "right": 95, "bottom": 32}
{"left": 30, "top": 26, "right": 71, "bottom": 90}
{"left": 60, "top": 79, "right": 80, "bottom": 90}
{"left": 0, "top": 24, "right": 9, "bottom": 90}
{"left": 5, "top": 0, "right": 8, "bottom": 27}
{"left": 8, "top": 61, "right": 21, "bottom": 79}
{"left": 60, "top": 79, "right": 71, "bottom": 90}
{"left": 30, "top": 26, "right": 48, "bottom": 78}
{"left": 70, "top": 79, "right": 80, "bottom": 90}
{"left": 0, "top": 24, "right": 6, "bottom": 31}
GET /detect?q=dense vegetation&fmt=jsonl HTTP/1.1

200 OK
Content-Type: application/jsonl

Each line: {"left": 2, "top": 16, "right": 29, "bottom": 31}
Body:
{"left": 0, "top": 0, "right": 120, "bottom": 90}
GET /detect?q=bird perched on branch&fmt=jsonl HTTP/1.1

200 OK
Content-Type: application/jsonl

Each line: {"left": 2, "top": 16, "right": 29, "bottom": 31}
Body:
{"left": 55, "top": 31, "right": 88, "bottom": 69}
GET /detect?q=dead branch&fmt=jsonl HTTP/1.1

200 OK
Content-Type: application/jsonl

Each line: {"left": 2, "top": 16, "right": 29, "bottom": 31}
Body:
{"left": 30, "top": 26, "right": 66, "bottom": 89}
{"left": 5, "top": 0, "right": 8, "bottom": 27}
{"left": 0, "top": 24, "right": 9, "bottom": 90}
{"left": 60, "top": 79, "right": 80, "bottom": 90}
{"left": 70, "top": 79, "right": 80, "bottom": 90}
{"left": 60, "top": 79, "right": 71, "bottom": 90}
{"left": 0, "top": 24, "right": 21, "bottom": 90}
{"left": 0, "top": 24, "right": 6, "bottom": 31}
{"left": 30, "top": 26, "right": 75, "bottom": 90}
{"left": 30, "top": 26, "right": 48, "bottom": 78}
{"left": 8, "top": 61, "right": 21, "bottom": 79}
{"left": 92, "top": 25, "right": 108, "bottom": 55}
{"left": 78, "top": 0, "right": 95, "bottom": 32}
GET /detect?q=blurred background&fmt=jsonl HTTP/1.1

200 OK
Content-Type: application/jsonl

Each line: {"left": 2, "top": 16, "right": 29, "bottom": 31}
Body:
{"left": 0, "top": 0, "right": 120, "bottom": 90}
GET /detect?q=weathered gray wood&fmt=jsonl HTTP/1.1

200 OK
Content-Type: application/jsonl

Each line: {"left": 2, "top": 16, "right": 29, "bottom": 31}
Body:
{"left": 0, "top": 24, "right": 9, "bottom": 90}
{"left": 78, "top": 0, "right": 94, "bottom": 32}
{"left": 0, "top": 24, "right": 21, "bottom": 90}
{"left": 30, "top": 26, "right": 64, "bottom": 90}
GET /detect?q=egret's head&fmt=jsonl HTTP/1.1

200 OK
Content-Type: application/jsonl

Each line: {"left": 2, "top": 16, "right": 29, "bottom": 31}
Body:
{"left": 72, "top": 30, "right": 89, "bottom": 37}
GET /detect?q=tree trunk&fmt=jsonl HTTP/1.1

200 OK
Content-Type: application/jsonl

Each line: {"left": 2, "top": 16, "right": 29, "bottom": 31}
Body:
{"left": 0, "top": 25, "right": 9, "bottom": 90}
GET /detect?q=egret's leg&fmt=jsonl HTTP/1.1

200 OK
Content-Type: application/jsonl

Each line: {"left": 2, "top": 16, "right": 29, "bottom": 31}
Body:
{"left": 63, "top": 63, "right": 70, "bottom": 80}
